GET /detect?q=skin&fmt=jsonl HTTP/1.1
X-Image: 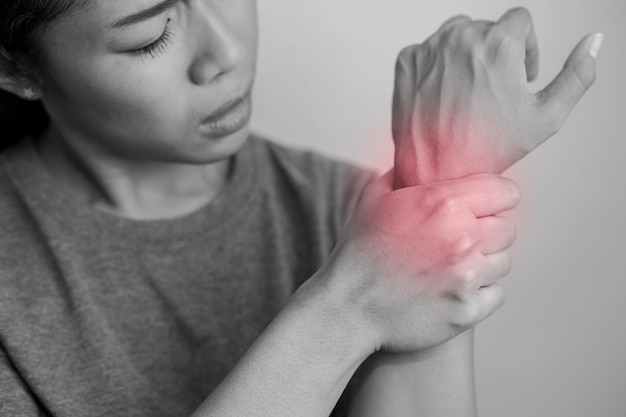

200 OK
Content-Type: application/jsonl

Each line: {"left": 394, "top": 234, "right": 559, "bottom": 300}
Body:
{"left": 0, "top": 1, "right": 562, "bottom": 416}
{"left": 392, "top": 10, "right": 602, "bottom": 188}
{"left": 34, "top": 0, "right": 259, "bottom": 219}
{"left": 351, "top": 8, "right": 601, "bottom": 417}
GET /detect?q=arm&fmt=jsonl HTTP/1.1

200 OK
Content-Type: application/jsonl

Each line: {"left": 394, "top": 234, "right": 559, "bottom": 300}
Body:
{"left": 193, "top": 171, "right": 518, "bottom": 416}
{"left": 350, "top": 330, "right": 478, "bottom": 417}
{"left": 349, "top": 7, "right": 602, "bottom": 417}
{"left": 2, "top": 175, "right": 516, "bottom": 416}
{"left": 191, "top": 277, "right": 368, "bottom": 417}
{"left": 2, "top": 284, "right": 364, "bottom": 417}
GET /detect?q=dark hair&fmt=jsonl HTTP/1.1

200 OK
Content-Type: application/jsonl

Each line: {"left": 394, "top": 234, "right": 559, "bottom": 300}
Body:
{"left": 0, "top": 0, "right": 88, "bottom": 151}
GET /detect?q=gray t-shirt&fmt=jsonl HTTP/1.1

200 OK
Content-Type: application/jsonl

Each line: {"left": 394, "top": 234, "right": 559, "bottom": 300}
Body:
{"left": 0, "top": 135, "right": 375, "bottom": 417}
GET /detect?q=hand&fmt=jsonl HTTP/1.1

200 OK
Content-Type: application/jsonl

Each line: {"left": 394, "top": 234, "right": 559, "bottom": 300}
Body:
{"left": 392, "top": 7, "right": 603, "bottom": 188}
{"left": 320, "top": 171, "right": 519, "bottom": 354}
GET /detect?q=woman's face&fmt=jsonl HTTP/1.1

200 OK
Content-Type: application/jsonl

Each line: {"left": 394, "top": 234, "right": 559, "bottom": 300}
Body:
{"left": 38, "top": 0, "right": 258, "bottom": 163}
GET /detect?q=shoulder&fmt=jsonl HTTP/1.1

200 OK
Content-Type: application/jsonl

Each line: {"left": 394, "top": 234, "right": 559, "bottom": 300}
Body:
{"left": 248, "top": 134, "right": 377, "bottom": 203}
{"left": 0, "top": 149, "right": 28, "bottom": 230}
{"left": 0, "top": 142, "right": 48, "bottom": 277}
{"left": 245, "top": 134, "right": 378, "bottom": 249}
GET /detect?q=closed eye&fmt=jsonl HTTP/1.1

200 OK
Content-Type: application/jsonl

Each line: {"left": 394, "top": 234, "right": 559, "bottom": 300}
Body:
{"left": 128, "top": 20, "right": 174, "bottom": 59}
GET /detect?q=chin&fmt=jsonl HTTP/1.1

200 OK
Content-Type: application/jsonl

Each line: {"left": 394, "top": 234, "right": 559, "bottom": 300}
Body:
{"left": 181, "top": 125, "right": 252, "bottom": 165}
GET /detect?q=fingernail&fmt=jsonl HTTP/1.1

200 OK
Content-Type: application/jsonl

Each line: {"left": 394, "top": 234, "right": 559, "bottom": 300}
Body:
{"left": 589, "top": 33, "right": 604, "bottom": 59}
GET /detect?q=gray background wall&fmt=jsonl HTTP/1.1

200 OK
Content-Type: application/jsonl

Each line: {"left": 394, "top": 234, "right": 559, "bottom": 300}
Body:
{"left": 251, "top": 1, "right": 625, "bottom": 416}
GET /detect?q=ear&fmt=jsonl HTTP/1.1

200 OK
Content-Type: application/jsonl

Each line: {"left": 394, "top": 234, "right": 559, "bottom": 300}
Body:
{"left": 0, "top": 47, "right": 43, "bottom": 101}
{"left": 0, "top": 74, "right": 41, "bottom": 101}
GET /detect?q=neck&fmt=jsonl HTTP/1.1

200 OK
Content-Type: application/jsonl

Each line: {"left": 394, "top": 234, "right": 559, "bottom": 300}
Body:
{"left": 36, "top": 126, "right": 232, "bottom": 220}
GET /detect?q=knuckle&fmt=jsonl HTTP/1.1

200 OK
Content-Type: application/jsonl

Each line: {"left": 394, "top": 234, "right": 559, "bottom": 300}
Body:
{"left": 453, "top": 301, "right": 480, "bottom": 328}
{"left": 510, "top": 6, "right": 532, "bottom": 20}
{"left": 452, "top": 233, "right": 475, "bottom": 255}
{"left": 436, "top": 195, "right": 463, "bottom": 215}
{"left": 397, "top": 45, "right": 417, "bottom": 63}
{"left": 486, "top": 25, "right": 510, "bottom": 43}
{"left": 445, "top": 24, "right": 478, "bottom": 47}
{"left": 501, "top": 7, "right": 533, "bottom": 28}
{"left": 448, "top": 15, "right": 472, "bottom": 27}
{"left": 422, "top": 189, "right": 453, "bottom": 214}
{"left": 490, "top": 285, "right": 507, "bottom": 311}
{"left": 452, "top": 263, "right": 480, "bottom": 288}
{"left": 418, "top": 191, "right": 440, "bottom": 212}
{"left": 438, "top": 15, "right": 472, "bottom": 33}
{"left": 450, "top": 14, "right": 471, "bottom": 22}
{"left": 462, "top": 265, "right": 481, "bottom": 285}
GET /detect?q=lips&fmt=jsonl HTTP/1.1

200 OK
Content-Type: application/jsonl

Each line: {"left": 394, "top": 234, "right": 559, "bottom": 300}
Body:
{"left": 198, "top": 87, "right": 253, "bottom": 138}
{"left": 202, "top": 91, "right": 249, "bottom": 124}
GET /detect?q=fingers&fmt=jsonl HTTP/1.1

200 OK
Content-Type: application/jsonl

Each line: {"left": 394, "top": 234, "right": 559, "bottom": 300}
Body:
{"left": 473, "top": 252, "right": 511, "bottom": 320}
{"left": 535, "top": 33, "right": 603, "bottom": 138}
{"left": 431, "top": 174, "right": 521, "bottom": 218}
{"left": 437, "top": 14, "right": 472, "bottom": 33}
{"left": 479, "top": 251, "right": 513, "bottom": 286}
{"left": 435, "top": 16, "right": 493, "bottom": 38}
{"left": 453, "top": 252, "right": 510, "bottom": 327}
{"left": 477, "top": 215, "right": 516, "bottom": 255}
{"left": 474, "top": 283, "right": 506, "bottom": 323}
{"left": 429, "top": 8, "right": 539, "bottom": 81}
{"left": 467, "top": 177, "right": 520, "bottom": 217}
{"left": 494, "top": 7, "right": 539, "bottom": 81}
{"left": 423, "top": 15, "right": 472, "bottom": 49}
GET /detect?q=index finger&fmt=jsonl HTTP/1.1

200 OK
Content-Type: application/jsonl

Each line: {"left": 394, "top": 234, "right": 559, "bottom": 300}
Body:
{"left": 494, "top": 7, "right": 539, "bottom": 81}
{"left": 434, "top": 174, "right": 521, "bottom": 218}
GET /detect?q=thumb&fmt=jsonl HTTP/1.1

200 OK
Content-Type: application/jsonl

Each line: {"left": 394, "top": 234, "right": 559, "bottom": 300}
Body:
{"left": 535, "top": 33, "right": 603, "bottom": 138}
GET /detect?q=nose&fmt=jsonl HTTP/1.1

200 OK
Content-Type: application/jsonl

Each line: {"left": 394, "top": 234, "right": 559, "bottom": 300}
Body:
{"left": 188, "top": 5, "right": 244, "bottom": 85}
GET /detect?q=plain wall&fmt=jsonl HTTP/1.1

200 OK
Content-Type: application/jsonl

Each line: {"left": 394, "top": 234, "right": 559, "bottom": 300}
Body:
{"left": 251, "top": 1, "right": 625, "bottom": 416}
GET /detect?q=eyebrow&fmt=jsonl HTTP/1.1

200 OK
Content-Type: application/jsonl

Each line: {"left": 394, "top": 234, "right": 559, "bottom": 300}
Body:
{"left": 111, "top": 0, "right": 179, "bottom": 29}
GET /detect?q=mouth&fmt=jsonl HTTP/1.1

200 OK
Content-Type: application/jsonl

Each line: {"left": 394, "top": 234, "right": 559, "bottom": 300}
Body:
{"left": 199, "top": 87, "right": 253, "bottom": 138}
{"left": 202, "top": 88, "right": 250, "bottom": 123}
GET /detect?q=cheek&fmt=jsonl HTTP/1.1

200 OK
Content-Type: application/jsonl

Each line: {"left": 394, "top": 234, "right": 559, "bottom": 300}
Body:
{"left": 106, "top": 71, "right": 184, "bottom": 122}
{"left": 58, "top": 58, "right": 192, "bottom": 136}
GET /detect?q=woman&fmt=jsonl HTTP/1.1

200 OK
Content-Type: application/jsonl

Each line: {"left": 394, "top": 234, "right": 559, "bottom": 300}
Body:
{"left": 0, "top": 1, "right": 599, "bottom": 416}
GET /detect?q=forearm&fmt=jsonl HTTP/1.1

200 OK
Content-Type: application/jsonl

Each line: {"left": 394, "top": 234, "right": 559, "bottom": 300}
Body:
{"left": 347, "top": 144, "right": 485, "bottom": 415}
{"left": 349, "top": 330, "right": 477, "bottom": 417}
{"left": 345, "top": 166, "right": 485, "bottom": 416}
{"left": 191, "top": 276, "right": 368, "bottom": 417}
